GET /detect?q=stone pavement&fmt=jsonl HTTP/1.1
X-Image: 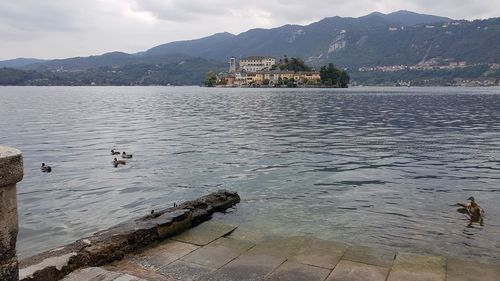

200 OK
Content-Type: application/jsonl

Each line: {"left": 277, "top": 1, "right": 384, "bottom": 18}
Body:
{"left": 62, "top": 221, "right": 500, "bottom": 281}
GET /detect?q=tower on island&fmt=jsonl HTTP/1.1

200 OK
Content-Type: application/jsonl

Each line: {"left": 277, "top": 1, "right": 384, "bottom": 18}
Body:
{"left": 228, "top": 56, "right": 236, "bottom": 73}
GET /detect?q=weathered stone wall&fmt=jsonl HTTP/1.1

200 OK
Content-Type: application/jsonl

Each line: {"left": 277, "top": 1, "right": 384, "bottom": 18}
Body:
{"left": 19, "top": 189, "right": 240, "bottom": 281}
{"left": 0, "top": 146, "right": 24, "bottom": 281}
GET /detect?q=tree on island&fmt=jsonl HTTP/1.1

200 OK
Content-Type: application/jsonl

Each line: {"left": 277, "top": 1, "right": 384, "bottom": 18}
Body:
{"left": 272, "top": 56, "right": 311, "bottom": 72}
{"left": 320, "top": 63, "right": 349, "bottom": 88}
{"left": 339, "top": 70, "right": 350, "bottom": 88}
{"left": 204, "top": 71, "right": 217, "bottom": 87}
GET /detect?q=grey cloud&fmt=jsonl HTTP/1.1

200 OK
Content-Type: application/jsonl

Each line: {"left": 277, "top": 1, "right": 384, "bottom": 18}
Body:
{"left": 376, "top": 0, "right": 500, "bottom": 20}
{"left": 133, "top": 0, "right": 377, "bottom": 24}
{"left": 133, "top": 0, "right": 231, "bottom": 22}
{"left": 0, "top": 0, "right": 498, "bottom": 60}
{"left": 131, "top": 0, "right": 499, "bottom": 28}
{"left": 0, "top": 1, "right": 83, "bottom": 32}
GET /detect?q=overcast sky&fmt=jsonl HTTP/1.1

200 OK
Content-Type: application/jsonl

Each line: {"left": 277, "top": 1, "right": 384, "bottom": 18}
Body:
{"left": 0, "top": 0, "right": 498, "bottom": 60}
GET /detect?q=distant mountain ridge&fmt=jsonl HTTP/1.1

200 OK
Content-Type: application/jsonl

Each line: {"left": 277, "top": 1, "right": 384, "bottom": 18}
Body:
{"left": 362, "top": 10, "right": 452, "bottom": 26}
{"left": 23, "top": 52, "right": 194, "bottom": 71}
{"left": 1, "top": 10, "right": 457, "bottom": 71}
{"left": 0, "top": 58, "right": 47, "bottom": 68}
{"left": 142, "top": 10, "right": 455, "bottom": 64}
{"left": 1, "top": 10, "right": 498, "bottom": 86}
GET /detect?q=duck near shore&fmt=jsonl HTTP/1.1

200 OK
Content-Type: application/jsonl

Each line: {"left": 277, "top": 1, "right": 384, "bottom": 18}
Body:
{"left": 466, "top": 196, "right": 484, "bottom": 219}
{"left": 121, "top": 151, "right": 133, "bottom": 159}
{"left": 457, "top": 196, "right": 484, "bottom": 220}
{"left": 113, "top": 158, "right": 126, "bottom": 167}
{"left": 41, "top": 163, "right": 52, "bottom": 173}
{"left": 111, "top": 149, "right": 120, "bottom": 155}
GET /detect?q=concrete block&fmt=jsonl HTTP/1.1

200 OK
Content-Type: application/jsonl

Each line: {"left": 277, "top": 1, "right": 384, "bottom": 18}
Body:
{"left": 200, "top": 254, "right": 286, "bottom": 281}
{"left": 19, "top": 252, "right": 77, "bottom": 280}
{"left": 0, "top": 184, "right": 18, "bottom": 262}
{"left": 265, "top": 260, "right": 331, "bottom": 281}
{"left": 326, "top": 260, "right": 389, "bottom": 281}
{"left": 226, "top": 226, "right": 278, "bottom": 243}
{"left": 173, "top": 221, "right": 238, "bottom": 246}
{"left": 105, "top": 260, "right": 176, "bottom": 281}
{"left": 181, "top": 237, "right": 254, "bottom": 269}
{"left": 446, "top": 258, "right": 500, "bottom": 281}
{"left": 246, "top": 236, "right": 308, "bottom": 257}
{"left": 0, "top": 146, "right": 23, "bottom": 187}
{"left": 387, "top": 252, "right": 446, "bottom": 281}
{"left": 158, "top": 260, "right": 215, "bottom": 281}
{"left": 290, "top": 237, "right": 348, "bottom": 269}
{"left": 343, "top": 245, "right": 396, "bottom": 267}
{"left": 61, "top": 267, "right": 147, "bottom": 281}
{"left": 125, "top": 240, "right": 199, "bottom": 270}
{"left": 0, "top": 145, "right": 23, "bottom": 281}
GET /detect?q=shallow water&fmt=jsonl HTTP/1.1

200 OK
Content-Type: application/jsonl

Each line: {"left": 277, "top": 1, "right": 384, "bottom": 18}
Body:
{"left": 1, "top": 86, "right": 499, "bottom": 261}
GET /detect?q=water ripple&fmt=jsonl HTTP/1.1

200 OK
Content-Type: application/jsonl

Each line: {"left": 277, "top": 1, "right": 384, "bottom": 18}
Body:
{"left": 1, "top": 86, "right": 500, "bottom": 262}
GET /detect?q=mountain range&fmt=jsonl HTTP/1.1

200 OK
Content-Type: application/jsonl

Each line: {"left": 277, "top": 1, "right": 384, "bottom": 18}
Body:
{"left": 142, "top": 10, "right": 458, "bottom": 67}
{"left": 1, "top": 10, "right": 499, "bottom": 86}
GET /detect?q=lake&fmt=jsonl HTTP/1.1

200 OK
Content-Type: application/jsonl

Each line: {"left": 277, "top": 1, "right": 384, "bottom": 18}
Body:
{"left": 1, "top": 86, "right": 499, "bottom": 261}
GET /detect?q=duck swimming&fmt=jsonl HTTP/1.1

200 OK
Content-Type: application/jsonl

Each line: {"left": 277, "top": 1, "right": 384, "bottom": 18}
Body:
{"left": 113, "top": 158, "right": 126, "bottom": 167}
{"left": 458, "top": 196, "right": 484, "bottom": 220}
{"left": 41, "top": 163, "right": 52, "bottom": 173}
{"left": 466, "top": 196, "right": 484, "bottom": 219}
{"left": 111, "top": 149, "right": 120, "bottom": 155}
{"left": 121, "top": 151, "right": 133, "bottom": 159}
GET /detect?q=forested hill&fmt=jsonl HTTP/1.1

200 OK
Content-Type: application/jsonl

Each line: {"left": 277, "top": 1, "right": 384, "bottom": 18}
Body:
{"left": 1, "top": 10, "right": 499, "bottom": 86}
{"left": 144, "top": 11, "right": 499, "bottom": 68}
{"left": 0, "top": 58, "right": 226, "bottom": 86}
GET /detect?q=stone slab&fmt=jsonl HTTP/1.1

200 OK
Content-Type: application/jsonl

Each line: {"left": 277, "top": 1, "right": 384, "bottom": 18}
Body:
{"left": 326, "top": 260, "right": 389, "bottom": 281}
{"left": 245, "top": 236, "right": 308, "bottom": 257}
{"left": 62, "top": 267, "right": 147, "bottom": 281}
{"left": 290, "top": 237, "right": 348, "bottom": 269}
{"left": 387, "top": 252, "right": 446, "bottom": 281}
{"left": 20, "top": 252, "right": 77, "bottom": 280}
{"left": 105, "top": 261, "right": 176, "bottom": 281}
{"left": 226, "top": 227, "right": 278, "bottom": 244}
{"left": 181, "top": 237, "right": 254, "bottom": 269}
{"left": 342, "top": 245, "right": 396, "bottom": 267}
{"left": 124, "top": 240, "right": 199, "bottom": 270}
{"left": 158, "top": 260, "right": 215, "bottom": 281}
{"left": 200, "top": 254, "right": 286, "bottom": 281}
{"left": 446, "top": 258, "right": 500, "bottom": 281}
{"left": 172, "top": 221, "right": 238, "bottom": 246}
{"left": 265, "top": 261, "right": 331, "bottom": 281}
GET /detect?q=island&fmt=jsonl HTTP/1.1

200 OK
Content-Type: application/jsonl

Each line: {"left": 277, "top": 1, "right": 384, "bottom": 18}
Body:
{"left": 205, "top": 56, "right": 350, "bottom": 88}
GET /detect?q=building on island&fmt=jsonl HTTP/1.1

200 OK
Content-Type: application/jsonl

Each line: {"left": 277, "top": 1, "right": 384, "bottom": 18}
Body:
{"left": 232, "top": 70, "right": 320, "bottom": 87}
{"left": 228, "top": 57, "right": 236, "bottom": 73}
{"left": 218, "top": 56, "right": 321, "bottom": 87}
{"left": 239, "top": 56, "right": 276, "bottom": 72}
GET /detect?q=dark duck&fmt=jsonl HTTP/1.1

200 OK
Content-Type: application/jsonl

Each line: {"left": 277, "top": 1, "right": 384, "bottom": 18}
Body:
{"left": 121, "top": 151, "right": 133, "bottom": 159}
{"left": 113, "top": 158, "right": 126, "bottom": 167}
{"left": 41, "top": 163, "right": 52, "bottom": 173}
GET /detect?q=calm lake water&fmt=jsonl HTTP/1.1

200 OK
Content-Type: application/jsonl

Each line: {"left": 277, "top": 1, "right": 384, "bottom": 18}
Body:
{"left": 1, "top": 86, "right": 499, "bottom": 261}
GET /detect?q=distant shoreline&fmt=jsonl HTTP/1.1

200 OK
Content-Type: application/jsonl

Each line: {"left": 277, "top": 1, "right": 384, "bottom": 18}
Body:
{"left": 1, "top": 85, "right": 499, "bottom": 88}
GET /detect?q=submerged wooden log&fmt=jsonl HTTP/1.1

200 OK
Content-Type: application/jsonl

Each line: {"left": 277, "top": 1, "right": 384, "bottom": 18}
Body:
{"left": 19, "top": 190, "right": 240, "bottom": 281}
